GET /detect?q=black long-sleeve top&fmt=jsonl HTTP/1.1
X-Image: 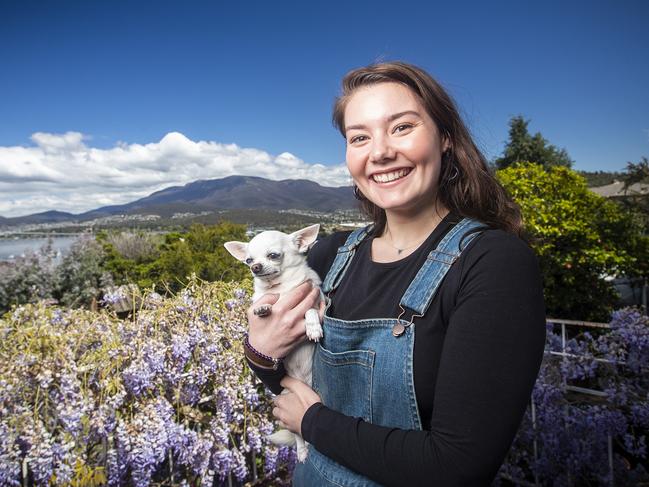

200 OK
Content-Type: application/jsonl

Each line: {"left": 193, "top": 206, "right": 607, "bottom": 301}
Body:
{"left": 250, "top": 214, "right": 546, "bottom": 486}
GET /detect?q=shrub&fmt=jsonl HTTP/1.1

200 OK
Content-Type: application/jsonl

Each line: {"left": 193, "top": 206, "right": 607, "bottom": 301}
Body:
{"left": 0, "top": 236, "right": 115, "bottom": 314}
{"left": 497, "top": 163, "right": 648, "bottom": 321}
{"left": 104, "top": 231, "right": 161, "bottom": 263}
{"left": 0, "top": 278, "right": 294, "bottom": 486}
{"left": 55, "top": 235, "right": 115, "bottom": 308}
{"left": 99, "top": 223, "right": 251, "bottom": 293}
{"left": 0, "top": 240, "right": 58, "bottom": 314}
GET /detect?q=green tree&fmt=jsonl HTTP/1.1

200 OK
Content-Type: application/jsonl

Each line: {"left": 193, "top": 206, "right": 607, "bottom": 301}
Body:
{"left": 621, "top": 157, "right": 649, "bottom": 224}
{"left": 98, "top": 222, "right": 250, "bottom": 294}
{"left": 153, "top": 239, "right": 195, "bottom": 292}
{"left": 183, "top": 222, "right": 250, "bottom": 282}
{"left": 497, "top": 163, "right": 648, "bottom": 321}
{"left": 495, "top": 116, "right": 573, "bottom": 170}
{"left": 623, "top": 156, "right": 649, "bottom": 188}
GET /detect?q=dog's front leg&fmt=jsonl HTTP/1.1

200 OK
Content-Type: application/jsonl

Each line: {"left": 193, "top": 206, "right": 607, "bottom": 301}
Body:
{"left": 295, "top": 434, "right": 309, "bottom": 463}
{"left": 304, "top": 308, "right": 323, "bottom": 341}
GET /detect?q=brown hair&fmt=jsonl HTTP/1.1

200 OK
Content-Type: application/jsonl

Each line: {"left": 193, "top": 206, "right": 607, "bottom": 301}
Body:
{"left": 333, "top": 61, "right": 523, "bottom": 237}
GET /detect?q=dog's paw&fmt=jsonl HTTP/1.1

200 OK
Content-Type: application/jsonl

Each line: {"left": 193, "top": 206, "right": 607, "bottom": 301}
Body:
{"left": 253, "top": 304, "right": 272, "bottom": 317}
{"left": 305, "top": 309, "right": 323, "bottom": 342}
{"left": 296, "top": 443, "right": 309, "bottom": 463}
{"left": 306, "top": 324, "right": 323, "bottom": 342}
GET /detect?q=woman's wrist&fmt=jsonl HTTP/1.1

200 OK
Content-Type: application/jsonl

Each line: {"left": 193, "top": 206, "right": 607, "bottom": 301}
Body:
{"left": 244, "top": 334, "right": 285, "bottom": 370}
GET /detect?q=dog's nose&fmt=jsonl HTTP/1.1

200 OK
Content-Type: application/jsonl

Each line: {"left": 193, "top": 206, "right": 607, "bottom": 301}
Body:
{"left": 251, "top": 263, "right": 262, "bottom": 274}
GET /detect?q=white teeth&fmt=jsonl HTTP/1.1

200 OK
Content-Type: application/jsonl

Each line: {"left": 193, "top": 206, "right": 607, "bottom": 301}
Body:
{"left": 372, "top": 168, "right": 410, "bottom": 183}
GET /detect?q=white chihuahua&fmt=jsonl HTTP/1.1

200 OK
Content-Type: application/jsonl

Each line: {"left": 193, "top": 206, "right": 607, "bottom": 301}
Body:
{"left": 224, "top": 224, "right": 323, "bottom": 462}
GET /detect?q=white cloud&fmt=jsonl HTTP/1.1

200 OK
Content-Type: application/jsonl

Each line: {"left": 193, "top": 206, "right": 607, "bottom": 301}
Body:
{"left": 0, "top": 131, "right": 351, "bottom": 217}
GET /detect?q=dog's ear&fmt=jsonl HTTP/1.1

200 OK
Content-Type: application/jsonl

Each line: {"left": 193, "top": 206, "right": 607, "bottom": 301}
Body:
{"left": 224, "top": 241, "right": 248, "bottom": 262}
{"left": 290, "top": 224, "right": 320, "bottom": 253}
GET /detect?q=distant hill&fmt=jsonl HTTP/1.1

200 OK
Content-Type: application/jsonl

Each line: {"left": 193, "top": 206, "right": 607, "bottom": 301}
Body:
{"left": 1, "top": 176, "right": 356, "bottom": 226}
{"left": 4, "top": 210, "right": 77, "bottom": 225}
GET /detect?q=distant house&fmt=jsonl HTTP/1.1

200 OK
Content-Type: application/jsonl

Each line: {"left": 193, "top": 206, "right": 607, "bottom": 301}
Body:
{"left": 590, "top": 180, "right": 649, "bottom": 198}
{"left": 590, "top": 180, "right": 648, "bottom": 311}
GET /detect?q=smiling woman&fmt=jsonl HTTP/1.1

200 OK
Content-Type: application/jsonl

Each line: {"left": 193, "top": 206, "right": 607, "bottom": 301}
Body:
{"left": 246, "top": 61, "right": 546, "bottom": 486}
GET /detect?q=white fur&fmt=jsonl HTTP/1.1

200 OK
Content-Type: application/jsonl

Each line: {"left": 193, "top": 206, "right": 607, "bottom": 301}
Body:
{"left": 224, "top": 224, "right": 323, "bottom": 462}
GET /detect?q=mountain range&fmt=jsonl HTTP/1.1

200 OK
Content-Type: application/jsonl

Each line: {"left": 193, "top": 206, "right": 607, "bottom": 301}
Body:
{"left": 2, "top": 176, "right": 356, "bottom": 226}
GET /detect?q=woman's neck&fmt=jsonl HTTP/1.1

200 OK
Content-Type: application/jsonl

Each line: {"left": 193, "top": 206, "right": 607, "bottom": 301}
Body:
{"left": 369, "top": 203, "right": 450, "bottom": 263}
{"left": 381, "top": 204, "right": 450, "bottom": 247}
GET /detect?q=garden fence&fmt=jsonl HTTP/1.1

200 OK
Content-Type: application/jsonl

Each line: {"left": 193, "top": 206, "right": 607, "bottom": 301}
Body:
{"left": 503, "top": 317, "right": 618, "bottom": 487}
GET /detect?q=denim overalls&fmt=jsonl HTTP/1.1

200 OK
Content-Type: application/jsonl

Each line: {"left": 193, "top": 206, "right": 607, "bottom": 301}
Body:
{"left": 293, "top": 218, "right": 484, "bottom": 487}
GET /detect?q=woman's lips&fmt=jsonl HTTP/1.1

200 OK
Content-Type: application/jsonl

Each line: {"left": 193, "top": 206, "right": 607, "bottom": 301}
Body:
{"left": 370, "top": 167, "right": 412, "bottom": 184}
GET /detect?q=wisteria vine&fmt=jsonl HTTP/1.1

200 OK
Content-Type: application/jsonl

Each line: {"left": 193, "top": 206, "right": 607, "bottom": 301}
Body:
{"left": 0, "top": 279, "right": 295, "bottom": 486}
{"left": 2, "top": 278, "right": 647, "bottom": 486}
{"left": 497, "top": 308, "right": 649, "bottom": 486}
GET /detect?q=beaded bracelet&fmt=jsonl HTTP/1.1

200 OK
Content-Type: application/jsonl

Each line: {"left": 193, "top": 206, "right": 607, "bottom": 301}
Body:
{"left": 243, "top": 334, "right": 284, "bottom": 370}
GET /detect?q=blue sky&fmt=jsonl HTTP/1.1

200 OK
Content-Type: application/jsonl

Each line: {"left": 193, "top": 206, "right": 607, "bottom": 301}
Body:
{"left": 1, "top": 0, "right": 648, "bottom": 217}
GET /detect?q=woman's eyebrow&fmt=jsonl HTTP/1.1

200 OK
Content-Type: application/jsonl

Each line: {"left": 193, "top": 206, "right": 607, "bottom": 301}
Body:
{"left": 345, "top": 110, "right": 421, "bottom": 132}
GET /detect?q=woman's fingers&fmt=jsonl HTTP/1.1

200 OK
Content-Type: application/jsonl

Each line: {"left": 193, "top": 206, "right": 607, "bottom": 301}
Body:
{"left": 274, "top": 376, "right": 322, "bottom": 436}
{"left": 253, "top": 292, "right": 281, "bottom": 306}
{"left": 246, "top": 281, "right": 322, "bottom": 358}
{"left": 280, "top": 375, "right": 317, "bottom": 397}
{"left": 274, "top": 281, "right": 313, "bottom": 312}
{"left": 288, "top": 288, "right": 321, "bottom": 322}
{"left": 280, "top": 375, "right": 301, "bottom": 391}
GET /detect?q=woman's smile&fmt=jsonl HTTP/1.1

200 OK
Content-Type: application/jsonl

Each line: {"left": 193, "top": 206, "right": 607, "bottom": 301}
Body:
{"left": 370, "top": 167, "right": 413, "bottom": 184}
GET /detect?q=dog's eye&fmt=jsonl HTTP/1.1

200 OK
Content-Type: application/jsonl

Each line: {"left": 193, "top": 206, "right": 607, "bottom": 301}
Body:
{"left": 245, "top": 258, "right": 253, "bottom": 265}
{"left": 267, "top": 252, "right": 281, "bottom": 260}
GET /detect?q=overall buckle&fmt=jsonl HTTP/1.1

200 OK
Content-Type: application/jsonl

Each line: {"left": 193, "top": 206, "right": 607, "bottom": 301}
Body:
{"left": 393, "top": 305, "right": 423, "bottom": 337}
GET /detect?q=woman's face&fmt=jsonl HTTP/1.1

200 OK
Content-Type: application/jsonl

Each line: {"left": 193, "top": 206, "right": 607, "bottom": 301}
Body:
{"left": 344, "top": 82, "right": 448, "bottom": 218}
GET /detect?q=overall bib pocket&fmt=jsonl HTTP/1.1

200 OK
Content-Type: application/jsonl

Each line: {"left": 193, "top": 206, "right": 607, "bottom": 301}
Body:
{"left": 313, "top": 344, "right": 375, "bottom": 423}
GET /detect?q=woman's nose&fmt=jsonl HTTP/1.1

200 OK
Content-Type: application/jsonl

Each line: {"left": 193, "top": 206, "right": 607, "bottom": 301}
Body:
{"left": 369, "top": 135, "right": 395, "bottom": 163}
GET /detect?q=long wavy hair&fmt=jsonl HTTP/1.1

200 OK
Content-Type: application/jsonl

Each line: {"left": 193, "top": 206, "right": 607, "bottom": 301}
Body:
{"left": 333, "top": 61, "right": 523, "bottom": 237}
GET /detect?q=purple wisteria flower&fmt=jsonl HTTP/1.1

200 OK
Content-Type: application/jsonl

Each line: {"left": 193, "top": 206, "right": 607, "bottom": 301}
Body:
{"left": 122, "top": 359, "right": 155, "bottom": 396}
{"left": 1, "top": 280, "right": 298, "bottom": 485}
{"left": 21, "top": 418, "right": 55, "bottom": 486}
{"left": 171, "top": 334, "right": 192, "bottom": 366}
{"left": 0, "top": 422, "right": 21, "bottom": 486}
{"left": 212, "top": 449, "right": 233, "bottom": 481}
{"left": 499, "top": 308, "right": 649, "bottom": 485}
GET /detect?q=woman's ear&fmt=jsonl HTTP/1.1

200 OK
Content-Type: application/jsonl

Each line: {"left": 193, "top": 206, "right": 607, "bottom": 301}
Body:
{"left": 442, "top": 136, "right": 451, "bottom": 154}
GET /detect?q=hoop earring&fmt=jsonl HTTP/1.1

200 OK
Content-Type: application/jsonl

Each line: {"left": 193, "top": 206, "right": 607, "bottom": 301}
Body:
{"left": 353, "top": 184, "right": 366, "bottom": 200}
{"left": 447, "top": 164, "right": 459, "bottom": 182}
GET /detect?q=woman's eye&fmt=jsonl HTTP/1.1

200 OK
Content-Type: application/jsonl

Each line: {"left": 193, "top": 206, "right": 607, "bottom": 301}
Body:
{"left": 245, "top": 258, "right": 253, "bottom": 264}
{"left": 268, "top": 252, "right": 281, "bottom": 260}
{"left": 349, "top": 135, "right": 368, "bottom": 144}
{"left": 394, "top": 123, "right": 413, "bottom": 133}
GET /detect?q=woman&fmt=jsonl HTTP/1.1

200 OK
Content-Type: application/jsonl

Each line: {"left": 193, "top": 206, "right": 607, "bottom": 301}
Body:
{"left": 244, "top": 62, "right": 546, "bottom": 486}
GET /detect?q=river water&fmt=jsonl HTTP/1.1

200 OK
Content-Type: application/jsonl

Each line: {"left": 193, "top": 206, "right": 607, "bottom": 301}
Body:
{"left": 0, "top": 236, "right": 79, "bottom": 261}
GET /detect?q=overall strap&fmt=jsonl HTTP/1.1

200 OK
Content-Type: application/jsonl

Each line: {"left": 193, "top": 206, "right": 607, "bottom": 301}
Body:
{"left": 321, "top": 225, "right": 373, "bottom": 294}
{"left": 399, "top": 218, "right": 485, "bottom": 317}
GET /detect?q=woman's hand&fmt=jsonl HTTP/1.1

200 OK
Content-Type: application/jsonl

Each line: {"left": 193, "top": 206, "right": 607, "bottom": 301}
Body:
{"left": 272, "top": 376, "right": 322, "bottom": 436}
{"left": 247, "top": 281, "right": 322, "bottom": 360}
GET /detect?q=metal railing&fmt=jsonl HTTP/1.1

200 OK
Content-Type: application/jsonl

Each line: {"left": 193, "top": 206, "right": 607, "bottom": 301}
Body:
{"left": 506, "top": 318, "right": 615, "bottom": 487}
